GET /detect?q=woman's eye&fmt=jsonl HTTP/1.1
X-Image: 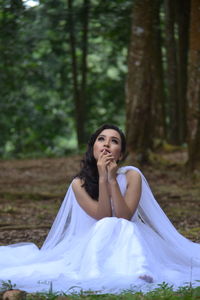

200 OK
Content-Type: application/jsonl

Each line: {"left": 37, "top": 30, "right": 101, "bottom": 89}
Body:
{"left": 97, "top": 136, "right": 104, "bottom": 141}
{"left": 112, "top": 139, "right": 118, "bottom": 144}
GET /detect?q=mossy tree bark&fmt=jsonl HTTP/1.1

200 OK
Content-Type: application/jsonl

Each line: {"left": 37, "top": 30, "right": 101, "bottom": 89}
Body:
{"left": 187, "top": 0, "right": 200, "bottom": 171}
{"left": 164, "top": 0, "right": 179, "bottom": 144}
{"left": 152, "top": 0, "right": 166, "bottom": 141}
{"left": 126, "top": 0, "right": 162, "bottom": 164}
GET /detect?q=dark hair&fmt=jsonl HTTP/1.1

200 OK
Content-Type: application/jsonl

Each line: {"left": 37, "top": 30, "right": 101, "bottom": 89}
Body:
{"left": 76, "top": 124, "right": 126, "bottom": 200}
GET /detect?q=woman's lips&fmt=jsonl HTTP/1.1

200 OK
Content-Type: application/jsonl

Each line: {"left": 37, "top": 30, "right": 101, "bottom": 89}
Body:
{"left": 101, "top": 149, "right": 111, "bottom": 153}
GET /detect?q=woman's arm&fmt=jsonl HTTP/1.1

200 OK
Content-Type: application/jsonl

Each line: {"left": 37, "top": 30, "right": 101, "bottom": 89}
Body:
{"left": 72, "top": 177, "right": 112, "bottom": 220}
{"left": 72, "top": 150, "right": 113, "bottom": 220}
{"left": 108, "top": 162, "right": 141, "bottom": 220}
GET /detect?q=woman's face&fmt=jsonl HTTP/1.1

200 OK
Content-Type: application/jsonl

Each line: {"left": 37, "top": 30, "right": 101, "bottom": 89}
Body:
{"left": 93, "top": 129, "right": 122, "bottom": 161}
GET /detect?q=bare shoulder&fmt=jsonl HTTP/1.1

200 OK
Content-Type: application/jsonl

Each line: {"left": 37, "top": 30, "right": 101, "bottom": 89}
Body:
{"left": 71, "top": 177, "right": 89, "bottom": 202}
{"left": 72, "top": 177, "right": 84, "bottom": 191}
{"left": 71, "top": 177, "right": 98, "bottom": 219}
{"left": 125, "top": 169, "right": 141, "bottom": 187}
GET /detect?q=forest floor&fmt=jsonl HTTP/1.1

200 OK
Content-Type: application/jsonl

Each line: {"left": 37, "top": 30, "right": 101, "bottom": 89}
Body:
{"left": 0, "top": 150, "right": 200, "bottom": 248}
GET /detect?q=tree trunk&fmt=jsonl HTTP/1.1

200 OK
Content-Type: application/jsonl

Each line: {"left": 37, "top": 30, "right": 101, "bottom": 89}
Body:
{"left": 164, "top": 0, "right": 179, "bottom": 144}
{"left": 126, "top": 0, "right": 157, "bottom": 164}
{"left": 187, "top": 0, "right": 200, "bottom": 171}
{"left": 176, "top": 0, "right": 190, "bottom": 144}
{"left": 152, "top": 0, "right": 166, "bottom": 141}
{"left": 68, "top": 0, "right": 89, "bottom": 149}
{"left": 79, "top": 0, "right": 89, "bottom": 147}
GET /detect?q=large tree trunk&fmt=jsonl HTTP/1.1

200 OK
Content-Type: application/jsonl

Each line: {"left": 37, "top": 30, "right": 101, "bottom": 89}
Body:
{"left": 187, "top": 0, "right": 200, "bottom": 171}
{"left": 126, "top": 0, "right": 160, "bottom": 164}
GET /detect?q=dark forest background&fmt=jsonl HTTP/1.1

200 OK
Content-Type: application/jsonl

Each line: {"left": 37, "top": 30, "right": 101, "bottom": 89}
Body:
{"left": 0, "top": 0, "right": 200, "bottom": 171}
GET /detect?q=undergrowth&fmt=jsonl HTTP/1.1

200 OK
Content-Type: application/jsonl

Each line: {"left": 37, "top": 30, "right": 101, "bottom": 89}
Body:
{"left": 23, "top": 283, "right": 200, "bottom": 300}
{"left": 1, "top": 280, "right": 200, "bottom": 299}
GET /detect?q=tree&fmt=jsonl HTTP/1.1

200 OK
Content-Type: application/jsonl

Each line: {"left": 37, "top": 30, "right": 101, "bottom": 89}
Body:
{"left": 164, "top": 0, "right": 190, "bottom": 145}
{"left": 68, "top": 0, "right": 90, "bottom": 149}
{"left": 0, "top": 0, "right": 133, "bottom": 157}
{"left": 187, "top": 0, "right": 200, "bottom": 170}
{"left": 164, "top": 0, "right": 179, "bottom": 144}
{"left": 126, "top": 0, "right": 161, "bottom": 163}
{"left": 175, "top": 0, "right": 190, "bottom": 144}
{"left": 0, "top": 0, "right": 25, "bottom": 154}
{"left": 151, "top": 0, "right": 166, "bottom": 140}
{"left": 0, "top": 0, "right": 74, "bottom": 157}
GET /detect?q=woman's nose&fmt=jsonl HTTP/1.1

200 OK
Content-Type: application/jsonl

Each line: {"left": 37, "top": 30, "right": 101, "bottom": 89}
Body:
{"left": 104, "top": 140, "right": 110, "bottom": 147}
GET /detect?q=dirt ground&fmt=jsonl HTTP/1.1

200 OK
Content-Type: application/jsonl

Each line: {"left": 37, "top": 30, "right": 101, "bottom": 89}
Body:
{"left": 0, "top": 151, "right": 200, "bottom": 248}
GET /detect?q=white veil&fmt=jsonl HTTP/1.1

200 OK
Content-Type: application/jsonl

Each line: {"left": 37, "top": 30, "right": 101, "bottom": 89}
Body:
{"left": 41, "top": 185, "right": 74, "bottom": 250}
{"left": 126, "top": 166, "right": 200, "bottom": 267}
{"left": 41, "top": 182, "right": 96, "bottom": 251}
{"left": 41, "top": 165, "right": 200, "bottom": 270}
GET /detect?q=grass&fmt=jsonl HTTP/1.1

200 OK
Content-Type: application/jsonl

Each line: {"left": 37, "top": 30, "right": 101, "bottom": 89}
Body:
{"left": 1, "top": 281, "right": 200, "bottom": 300}
{"left": 25, "top": 283, "right": 200, "bottom": 299}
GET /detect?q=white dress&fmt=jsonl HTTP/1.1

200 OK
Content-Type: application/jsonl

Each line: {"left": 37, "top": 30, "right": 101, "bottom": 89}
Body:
{"left": 0, "top": 166, "right": 200, "bottom": 294}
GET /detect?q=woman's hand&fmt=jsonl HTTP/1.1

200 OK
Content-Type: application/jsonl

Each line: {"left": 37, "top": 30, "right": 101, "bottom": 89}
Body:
{"left": 97, "top": 150, "right": 113, "bottom": 180}
{"left": 107, "top": 157, "right": 118, "bottom": 183}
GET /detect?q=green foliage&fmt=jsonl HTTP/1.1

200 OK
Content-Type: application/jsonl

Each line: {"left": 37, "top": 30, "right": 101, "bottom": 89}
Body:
{"left": 19, "top": 283, "right": 200, "bottom": 299}
{"left": 0, "top": 279, "right": 16, "bottom": 291}
{"left": 0, "top": 0, "right": 133, "bottom": 158}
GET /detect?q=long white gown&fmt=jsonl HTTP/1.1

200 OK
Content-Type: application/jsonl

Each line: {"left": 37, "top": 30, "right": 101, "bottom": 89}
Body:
{"left": 0, "top": 166, "right": 200, "bottom": 294}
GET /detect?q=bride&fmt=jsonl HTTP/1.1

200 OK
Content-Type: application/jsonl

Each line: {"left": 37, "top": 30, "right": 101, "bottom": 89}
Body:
{"left": 0, "top": 124, "right": 200, "bottom": 294}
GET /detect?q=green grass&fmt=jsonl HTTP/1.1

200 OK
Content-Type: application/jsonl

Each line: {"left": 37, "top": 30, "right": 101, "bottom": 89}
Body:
{"left": 25, "top": 283, "right": 200, "bottom": 300}
{"left": 1, "top": 280, "right": 200, "bottom": 299}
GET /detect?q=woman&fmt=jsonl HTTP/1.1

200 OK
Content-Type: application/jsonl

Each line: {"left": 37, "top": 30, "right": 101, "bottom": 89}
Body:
{"left": 0, "top": 124, "right": 200, "bottom": 294}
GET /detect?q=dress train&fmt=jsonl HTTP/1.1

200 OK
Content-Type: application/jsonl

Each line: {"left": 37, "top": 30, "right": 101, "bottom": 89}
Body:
{"left": 0, "top": 166, "right": 200, "bottom": 294}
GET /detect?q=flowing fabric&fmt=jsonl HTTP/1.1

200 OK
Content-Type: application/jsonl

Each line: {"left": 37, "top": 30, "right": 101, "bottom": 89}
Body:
{"left": 0, "top": 166, "right": 200, "bottom": 294}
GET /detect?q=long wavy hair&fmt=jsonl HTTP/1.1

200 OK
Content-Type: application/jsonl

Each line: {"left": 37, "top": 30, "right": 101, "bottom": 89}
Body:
{"left": 76, "top": 124, "right": 126, "bottom": 200}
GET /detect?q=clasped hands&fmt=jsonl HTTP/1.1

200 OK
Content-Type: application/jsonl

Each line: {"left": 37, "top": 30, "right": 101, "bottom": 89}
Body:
{"left": 97, "top": 149, "right": 117, "bottom": 183}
